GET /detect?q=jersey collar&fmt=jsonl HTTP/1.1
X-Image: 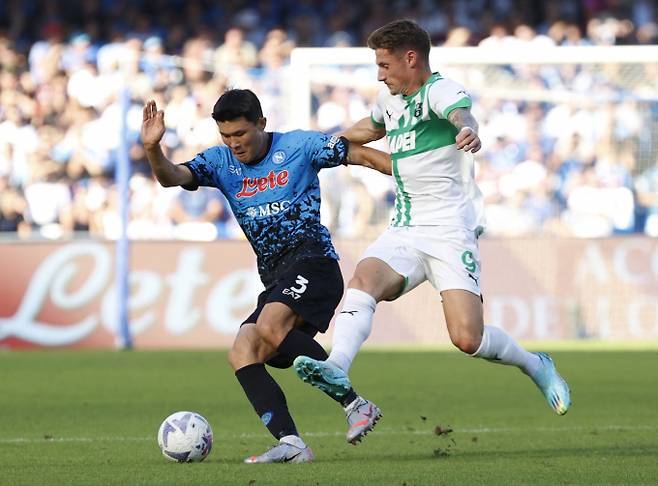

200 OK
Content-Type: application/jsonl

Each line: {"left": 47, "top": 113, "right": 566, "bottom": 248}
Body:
{"left": 402, "top": 72, "right": 442, "bottom": 101}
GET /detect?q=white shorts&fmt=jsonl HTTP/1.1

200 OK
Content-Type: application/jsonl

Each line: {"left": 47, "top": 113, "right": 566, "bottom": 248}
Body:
{"left": 361, "top": 226, "right": 481, "bottom": 298}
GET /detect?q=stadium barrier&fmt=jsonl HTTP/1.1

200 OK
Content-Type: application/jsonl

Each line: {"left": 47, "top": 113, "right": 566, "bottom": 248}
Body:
{"left": 1, "top": 236, "right": 657, "bottom": 349}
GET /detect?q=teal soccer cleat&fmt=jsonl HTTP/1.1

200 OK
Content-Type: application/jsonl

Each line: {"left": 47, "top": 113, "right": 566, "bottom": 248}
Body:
{"left": 530, "top": 352, "right": 571, "bottom": 415}
{"left": 293, "top": 356, "right": 352, "bottom": 398}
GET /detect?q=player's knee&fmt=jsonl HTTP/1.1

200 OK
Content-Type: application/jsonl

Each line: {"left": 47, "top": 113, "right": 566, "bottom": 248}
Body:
{"left": 349, "top": 265, "right": 402, "bottom": 302}
{"left": 255, "top": 320, "right": 284, "bottom": 349}
{"left": 228, "top": 327, "right": 260, "bottom": 369}
{"left": 347, "top": 274, "right": 381, "bottom": 300}
{"left": 347, "top": 273, "right": 367, "bottom": 290}
{"left": 229, "top": 337, "right": 269, "bottom": 369}
{"left": 227, "top": 344, "right": 244, "bottom": 370}
{"left": 450, "top": 332, "right": 482, "bottom": 355}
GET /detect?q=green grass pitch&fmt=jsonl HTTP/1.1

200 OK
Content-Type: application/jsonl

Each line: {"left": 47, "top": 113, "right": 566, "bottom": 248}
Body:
{"left": 1, "top": 349, "right": 657, "bottom": 485}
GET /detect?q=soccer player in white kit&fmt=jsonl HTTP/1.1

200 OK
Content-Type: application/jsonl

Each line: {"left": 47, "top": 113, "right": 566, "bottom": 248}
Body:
{"left": 294, "top": 19, "right": 571, "bottom": 442}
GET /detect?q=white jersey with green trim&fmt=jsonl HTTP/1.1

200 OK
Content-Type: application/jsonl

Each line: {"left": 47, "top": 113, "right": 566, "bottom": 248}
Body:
{"left": 371, "top": 72, "right": 485, "bottom": 232}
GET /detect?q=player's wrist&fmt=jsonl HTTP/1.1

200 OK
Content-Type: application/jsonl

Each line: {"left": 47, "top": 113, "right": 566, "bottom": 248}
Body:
{"left": 340, "top": 136, "right": 353, "bottom": 166}
{"left": 143, "top": 141, "right": 162, "bottom": 151}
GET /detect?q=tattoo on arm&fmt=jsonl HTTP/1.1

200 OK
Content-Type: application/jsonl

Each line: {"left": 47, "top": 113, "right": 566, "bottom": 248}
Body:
{"left": 447, "top": 108, "right": 478, "bottom": 133}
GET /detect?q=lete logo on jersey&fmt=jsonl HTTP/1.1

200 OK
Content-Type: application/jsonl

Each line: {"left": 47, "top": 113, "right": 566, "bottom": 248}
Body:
{"left": 236, "top": 170, "right": 289, "bottom": 198}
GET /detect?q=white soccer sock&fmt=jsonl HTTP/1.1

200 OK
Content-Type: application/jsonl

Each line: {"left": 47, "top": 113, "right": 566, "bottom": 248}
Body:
{"left": 328, "top": 288, "right": 377, "bottom": 373}
{"left": 471, "top": 325, "right": 541, "bottom": 376}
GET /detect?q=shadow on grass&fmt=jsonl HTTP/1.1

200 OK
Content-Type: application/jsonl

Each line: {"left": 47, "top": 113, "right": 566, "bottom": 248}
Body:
{"left": 310, "top": 443, "right": 658, "bottom": 464}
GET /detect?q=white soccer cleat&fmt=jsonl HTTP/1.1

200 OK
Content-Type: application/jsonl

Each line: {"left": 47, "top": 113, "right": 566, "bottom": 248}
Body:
{"left": 345, "top": 397, "right": 383, "bottom": 445}
{"left": 244, "top": 435, "right": 314, "bottom": 464}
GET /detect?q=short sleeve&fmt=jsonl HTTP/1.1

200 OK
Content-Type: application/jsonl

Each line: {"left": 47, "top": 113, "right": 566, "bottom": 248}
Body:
{"left": 371, "top": 104, "right": 385, "bottom": 128}
{"left": 181, "top": 147, "right": 224, "bottom": 191}
{"left": 429, "top": 78, "right": 472, "bottom": 119}
{"left": 305, "top": 132, "right": 349, "bottom": 171}
{"left": 370, "top": 89, "right": 386, "bottom": 128}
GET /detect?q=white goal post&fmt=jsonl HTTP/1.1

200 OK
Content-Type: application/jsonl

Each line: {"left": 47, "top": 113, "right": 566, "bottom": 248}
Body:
{"left": 289, "top": 45, "right": 658, "bottom": 130}
{"left": 288, "top": 44, "right": 658, "bottom": 239}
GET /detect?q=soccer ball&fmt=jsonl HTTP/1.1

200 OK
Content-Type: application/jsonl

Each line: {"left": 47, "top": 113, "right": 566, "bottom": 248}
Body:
{"left": 157, "top": 411, "right": 213, "bottom": 463}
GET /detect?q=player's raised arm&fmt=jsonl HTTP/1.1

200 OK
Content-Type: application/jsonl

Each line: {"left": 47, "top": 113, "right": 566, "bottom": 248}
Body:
{"left": 346, "top": 143, "right": 392, "bottom": 175}
{"left": 339, "top": 117, "right": 386, "bottom": 145}
{"left": 447, "top": 107, "right": 482, "bottom": 153}
{"left": 141, "top": 100, "right": 194, "bottom": 187}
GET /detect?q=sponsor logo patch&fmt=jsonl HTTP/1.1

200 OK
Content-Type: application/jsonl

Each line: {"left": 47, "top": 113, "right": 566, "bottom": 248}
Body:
{"left": 282, "top": 275, "right": 309, "bottom": 300}
{"left": 261, "top": 412, "right": 273, "bottom": 425}
{"left": 236, "top": 170, "right": 289, "bottom": 198}
{"left": 388, "top": 130, "right": 416, "bottom": 154}
{"left": 272, "top": 151, "right": 286, "bottom": 164}
{"left": 245, "top": 200, "right": 291, "bottom": 218}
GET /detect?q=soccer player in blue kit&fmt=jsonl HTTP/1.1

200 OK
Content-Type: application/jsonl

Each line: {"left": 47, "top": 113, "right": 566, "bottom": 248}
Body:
{"left": 141, "top": 89, "right": 389, "bottom": 463}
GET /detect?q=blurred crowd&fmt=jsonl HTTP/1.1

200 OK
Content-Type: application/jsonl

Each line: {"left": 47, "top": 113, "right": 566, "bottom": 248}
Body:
{"left": 313, "top": 82, "right": 658, "bottom": 239}
{"left": 0, "top": 0, "right": 657, "bottom": 240}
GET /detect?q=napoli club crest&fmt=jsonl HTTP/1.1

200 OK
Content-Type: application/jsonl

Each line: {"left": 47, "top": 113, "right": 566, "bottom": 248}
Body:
{"left": 272, "top": 151, "right": 286, "bottom": 164}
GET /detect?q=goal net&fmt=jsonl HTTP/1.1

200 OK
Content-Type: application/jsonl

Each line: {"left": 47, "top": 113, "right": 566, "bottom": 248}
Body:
{"left": 288, "top": 46, "right": 658, "bottom": 239}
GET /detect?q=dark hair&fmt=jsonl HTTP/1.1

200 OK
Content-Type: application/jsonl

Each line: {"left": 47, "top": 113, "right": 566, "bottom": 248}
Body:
{"left": 211, "top": 89, "right": 263, "bottom": 123}
{"left": 367, "top": 20, "right": 431, "bottom": 64}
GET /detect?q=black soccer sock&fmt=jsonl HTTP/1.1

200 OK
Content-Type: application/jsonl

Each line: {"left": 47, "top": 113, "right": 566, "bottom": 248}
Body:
{"left": 235, "top": 363, "right": 298, "bottom": 440}
{"left": 277, "top": 328, "right": 327, "bottom": 361}
{"left": 338, "top": 388, "right": 359, "bottom": 408}
{"left": 277, "top": 329, "right": 359, "bottom": 407}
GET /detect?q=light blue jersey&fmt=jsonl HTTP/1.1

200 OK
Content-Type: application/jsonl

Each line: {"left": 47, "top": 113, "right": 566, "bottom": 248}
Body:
{"left": 183, "top": 130, "right": 348, "bottom": 285}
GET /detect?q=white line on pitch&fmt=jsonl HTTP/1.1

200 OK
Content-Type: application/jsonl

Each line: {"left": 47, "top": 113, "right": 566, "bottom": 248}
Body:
{"left": 1, "top": 424, "right": 657, "bottom": 444}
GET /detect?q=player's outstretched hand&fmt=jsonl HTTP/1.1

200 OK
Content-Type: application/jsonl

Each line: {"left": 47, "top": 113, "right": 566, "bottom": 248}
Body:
{"left": 455, "top": 127, "right": 481, "bottom": 153}
{"left": 141, "top": 100, "right": 165, "bottom": 148}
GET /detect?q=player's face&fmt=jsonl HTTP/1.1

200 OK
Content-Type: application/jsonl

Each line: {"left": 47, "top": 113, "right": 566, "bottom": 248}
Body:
{"left": 217, "top": 117, "right": 268, "bottom": 164}
{"left": 375, "top": 48, "right": 414, "bottom": 96}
